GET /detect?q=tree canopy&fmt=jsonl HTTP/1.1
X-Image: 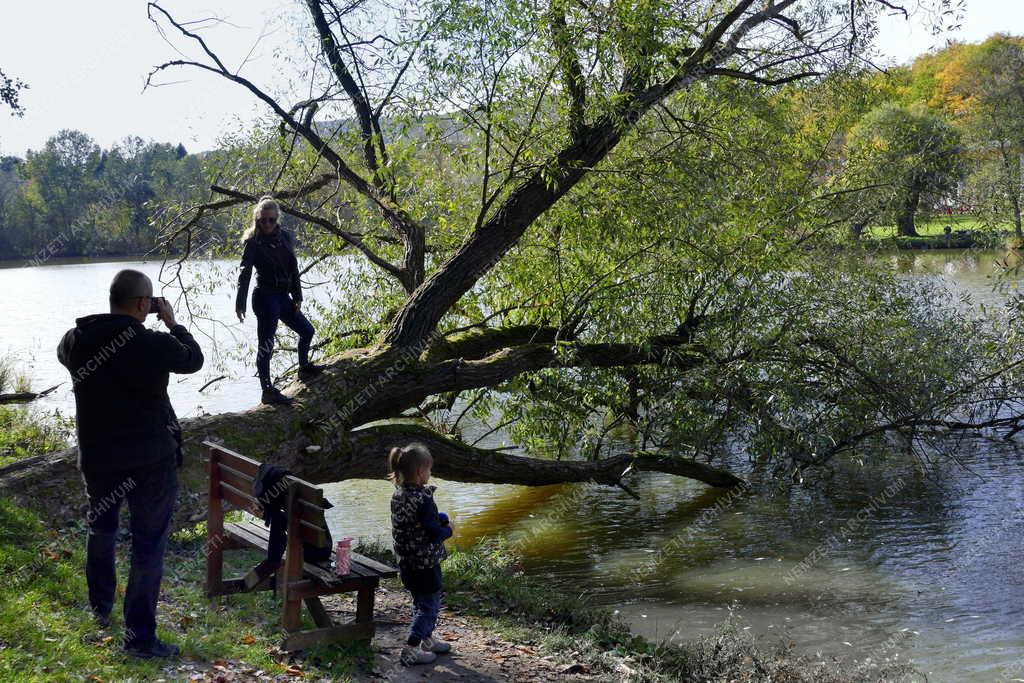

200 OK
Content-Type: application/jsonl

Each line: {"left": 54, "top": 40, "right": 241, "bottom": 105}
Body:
{"left": 842, "top": 102, "right": 962, "bottom": 237}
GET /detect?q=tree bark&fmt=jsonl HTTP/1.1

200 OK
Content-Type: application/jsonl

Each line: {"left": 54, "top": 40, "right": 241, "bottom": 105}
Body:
{"left": 1012, "top": 194, "right": 1022, "bottom": 239}
{"left": 896, "top": 189, "right": 921, "bottom": 237}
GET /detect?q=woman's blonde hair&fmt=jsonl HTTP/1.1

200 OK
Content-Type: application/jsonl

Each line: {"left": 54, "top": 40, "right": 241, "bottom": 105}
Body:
{"left": 241, "top": 195, "right": 281, "bottom": 243}
{"left": 387, "top": 442, "right": 433, "bottom": 486}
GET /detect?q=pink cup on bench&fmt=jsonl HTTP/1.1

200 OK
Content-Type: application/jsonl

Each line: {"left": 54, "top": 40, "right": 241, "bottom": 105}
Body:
{"left": 334, "top": 537, "right": 354, "bottom": 576}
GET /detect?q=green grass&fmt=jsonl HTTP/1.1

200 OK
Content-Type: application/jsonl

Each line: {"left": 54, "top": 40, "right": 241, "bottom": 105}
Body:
{"left": 0, "top": 501, "right": 371, "bottom": 682}
{"left": 0, "top": 354, "right": 70, "bottom": 467}
{"left": 0, "top": 406, "right": 71, "bottom": 467}
{"left": 0, "top": 356, "right": 31, "bottom": 395}
{"left": 865, "top": 214, "right": 1009, "bottom": 239}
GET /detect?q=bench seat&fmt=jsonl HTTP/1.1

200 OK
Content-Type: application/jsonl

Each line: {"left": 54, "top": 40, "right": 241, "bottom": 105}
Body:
{"left": 222, "top": 518, "right": 397, "bottom": 585}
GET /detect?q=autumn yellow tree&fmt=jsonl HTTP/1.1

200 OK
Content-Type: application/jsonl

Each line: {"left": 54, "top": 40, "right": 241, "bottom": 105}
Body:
{"left": 931, "top": 35, "right": 1024, "bottom": 237}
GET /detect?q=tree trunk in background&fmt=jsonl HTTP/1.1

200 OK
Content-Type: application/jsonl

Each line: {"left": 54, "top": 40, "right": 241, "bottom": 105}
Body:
{"left": 896, "top": 189, "right": 921, "bottom": 237}
{"left": 1012, "top": 194, "right": 1022, "bottom": 239}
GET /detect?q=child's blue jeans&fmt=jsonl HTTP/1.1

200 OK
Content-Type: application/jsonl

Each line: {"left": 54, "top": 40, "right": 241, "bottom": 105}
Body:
{"left": 409, "top": 590, "right": 442, "bottom": 643}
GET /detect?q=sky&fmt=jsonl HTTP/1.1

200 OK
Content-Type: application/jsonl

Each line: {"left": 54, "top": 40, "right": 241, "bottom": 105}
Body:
{"left": 1, "top": 0, "right": 1021, "bottom": 159}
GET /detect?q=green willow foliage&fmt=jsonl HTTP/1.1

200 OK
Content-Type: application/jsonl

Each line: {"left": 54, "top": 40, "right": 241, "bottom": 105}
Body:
{"left": 157, "top": 0, "right": 1021, "bottom": 476}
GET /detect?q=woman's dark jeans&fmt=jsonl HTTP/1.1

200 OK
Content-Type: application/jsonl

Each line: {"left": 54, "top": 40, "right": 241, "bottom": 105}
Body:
{"left": 83, "top": 458, "right": 177, "bottom": 647}
{"left": 252, "top": 288, "right": 315, "bottom": 390}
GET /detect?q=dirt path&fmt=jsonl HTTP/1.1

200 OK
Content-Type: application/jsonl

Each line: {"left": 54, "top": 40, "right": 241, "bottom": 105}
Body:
{"left": 336, "top": 587, "right": 601, "bottom": 682}
{"left": 154, "top": 586, "right": 606, "bottom": 682}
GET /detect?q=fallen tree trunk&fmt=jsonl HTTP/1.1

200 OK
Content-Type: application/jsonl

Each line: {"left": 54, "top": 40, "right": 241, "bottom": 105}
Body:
{"left": 0, "top": 344, "right": 743, "bottom": 529}
{"left": 0, "top": 384, "right": 61, "bottom": 404}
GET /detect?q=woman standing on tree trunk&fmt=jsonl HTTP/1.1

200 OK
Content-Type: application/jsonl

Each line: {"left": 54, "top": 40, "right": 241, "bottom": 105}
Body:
{"left": 235, "top": 196, "right": 324, "bottom": 405}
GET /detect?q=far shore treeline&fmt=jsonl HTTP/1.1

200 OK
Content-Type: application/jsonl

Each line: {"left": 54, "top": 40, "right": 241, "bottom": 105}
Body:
{"left": 1, "top": 33, "right": 1023, "bottom": 262}
{"left": 0, "top": 134, "right": 235, "bottom": 261}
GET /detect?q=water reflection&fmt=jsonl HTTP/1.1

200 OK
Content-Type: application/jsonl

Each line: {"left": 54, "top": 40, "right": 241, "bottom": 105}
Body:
{"left": 324, "top": 440, "right": 1023, "bottom": 681}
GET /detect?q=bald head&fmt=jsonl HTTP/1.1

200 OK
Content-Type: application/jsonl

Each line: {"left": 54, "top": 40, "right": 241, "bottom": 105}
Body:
{"left": 109, "top": 269, "right": 153, "bottom": 313}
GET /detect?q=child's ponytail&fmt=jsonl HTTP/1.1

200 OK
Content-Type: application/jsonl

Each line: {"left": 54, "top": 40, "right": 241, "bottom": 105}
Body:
{"left": 386, "top": 442, "right": 433, "bottom": 485}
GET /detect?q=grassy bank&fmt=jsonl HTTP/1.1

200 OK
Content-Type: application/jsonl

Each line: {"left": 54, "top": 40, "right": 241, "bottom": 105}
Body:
{"left": 0, "top": 358, "right": 70, "bottom": 467}
{"left": 0, "top": 406, "right": 70, "bottom": 467}
{"left": 0, "top": 499, "right": 373, "bottom": 681}
{"left": 0, "top": 513, "right": 918, "bottom": 683}
{"left": 862, "top": 215, "right": 1015, "bottom": 250}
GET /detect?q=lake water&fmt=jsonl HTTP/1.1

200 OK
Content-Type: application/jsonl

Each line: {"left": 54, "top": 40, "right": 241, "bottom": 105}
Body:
{"left": 1, "top": 251, "right": 1022, "bottom": 682}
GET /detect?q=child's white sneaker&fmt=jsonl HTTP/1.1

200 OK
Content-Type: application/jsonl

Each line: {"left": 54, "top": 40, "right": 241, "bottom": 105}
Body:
{"left": 401, "top": 645, "right": 437, "bottom": 665}
{"left": 421, "top": 636, "right": 451, "bottom": 654}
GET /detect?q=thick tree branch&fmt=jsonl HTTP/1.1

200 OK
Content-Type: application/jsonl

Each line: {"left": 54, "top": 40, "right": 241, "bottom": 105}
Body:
{"left": 549, "top": 0, "right": 587, "bottom": 139}
{"left": 304, "top": 0, "right": 384, "bottom": 184}
{"left": 347, "top": 423, "right": 745, "bottom": 488}
{"left": 380, "top": 0, "right": 809, "bottom": 349}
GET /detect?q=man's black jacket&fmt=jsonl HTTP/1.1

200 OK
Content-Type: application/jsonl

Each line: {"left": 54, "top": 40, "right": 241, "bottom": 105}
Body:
{"left": 57, "top": 313, "right": 204, "bottom": 474}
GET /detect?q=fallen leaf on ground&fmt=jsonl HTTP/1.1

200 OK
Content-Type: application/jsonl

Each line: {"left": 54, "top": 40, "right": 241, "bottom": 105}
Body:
{"left": 240, "top": 634, "right": 256, "bottom": 644}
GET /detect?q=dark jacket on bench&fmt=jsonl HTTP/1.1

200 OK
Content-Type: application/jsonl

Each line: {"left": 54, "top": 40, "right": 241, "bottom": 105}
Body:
{"left": 57, "top": 313, "right": 204, "bottom": 474}
{"left": 253, "top": 463, "right": 333, "bottom": 566}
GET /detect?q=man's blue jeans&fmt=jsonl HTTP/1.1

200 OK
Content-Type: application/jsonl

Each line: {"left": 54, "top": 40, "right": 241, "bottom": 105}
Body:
{"left": 83, "top": 458, "right": 177, "bottom": 647}
{"left": 409, "top": 590, "right": 442, "bottom": 643}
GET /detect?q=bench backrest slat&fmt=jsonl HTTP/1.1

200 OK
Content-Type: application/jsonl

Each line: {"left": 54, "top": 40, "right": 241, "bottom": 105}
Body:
{"left": 218, "top": 462, "right": 256, "bottom": 497}
{"left": 219, "top": 481, "right": 261, "bottom": 516}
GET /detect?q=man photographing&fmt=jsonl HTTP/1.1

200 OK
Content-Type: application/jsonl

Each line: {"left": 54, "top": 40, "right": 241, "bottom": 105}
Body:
{"left": 57, "top": 269, "right": 203, "bottom": 658}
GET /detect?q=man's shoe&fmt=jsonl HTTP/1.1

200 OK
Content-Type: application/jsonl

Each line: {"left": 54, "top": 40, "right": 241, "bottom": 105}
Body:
{"left": 91, "top": 609, "right": 111, "bottom": 629}
{"left": 421, "top": 636, "right": 451, "bottom": 654}
{"left": 261, "top": 387, "right": 293, "bottom": 405}
{"left": 298, "top": 363, "right": 325, "bottom": 379}
{"left": 123, "top": 638, "right": 180, "bottom": 659}
{"left": 401, "top": 645, "right": 437, "bottom": 665}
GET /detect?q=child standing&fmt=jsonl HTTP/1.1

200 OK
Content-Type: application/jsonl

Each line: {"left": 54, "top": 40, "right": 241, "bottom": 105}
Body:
{"left": 388, "top": 443, "right": 453, "bottom": 665}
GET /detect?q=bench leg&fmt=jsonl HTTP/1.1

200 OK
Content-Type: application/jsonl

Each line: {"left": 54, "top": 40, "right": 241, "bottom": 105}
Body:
{"left": 304, "top": 597, "right": 334, "bottom": 628}
{"left": 206, "top": 446, "right": 225, "bottom": 597}
{"left": 282, "top": 594, "right": 302, "bottom": 633}
{"left": 355, "top": 584, "right": 376, "bottom": 624}
{"left": 206, "top": 548, "right": 223, "bottom": 597}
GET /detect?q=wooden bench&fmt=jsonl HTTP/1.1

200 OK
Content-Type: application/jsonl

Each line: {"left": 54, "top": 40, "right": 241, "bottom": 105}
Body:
{"left": 203, "top": 440, "right": 397, "bottom": 651}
